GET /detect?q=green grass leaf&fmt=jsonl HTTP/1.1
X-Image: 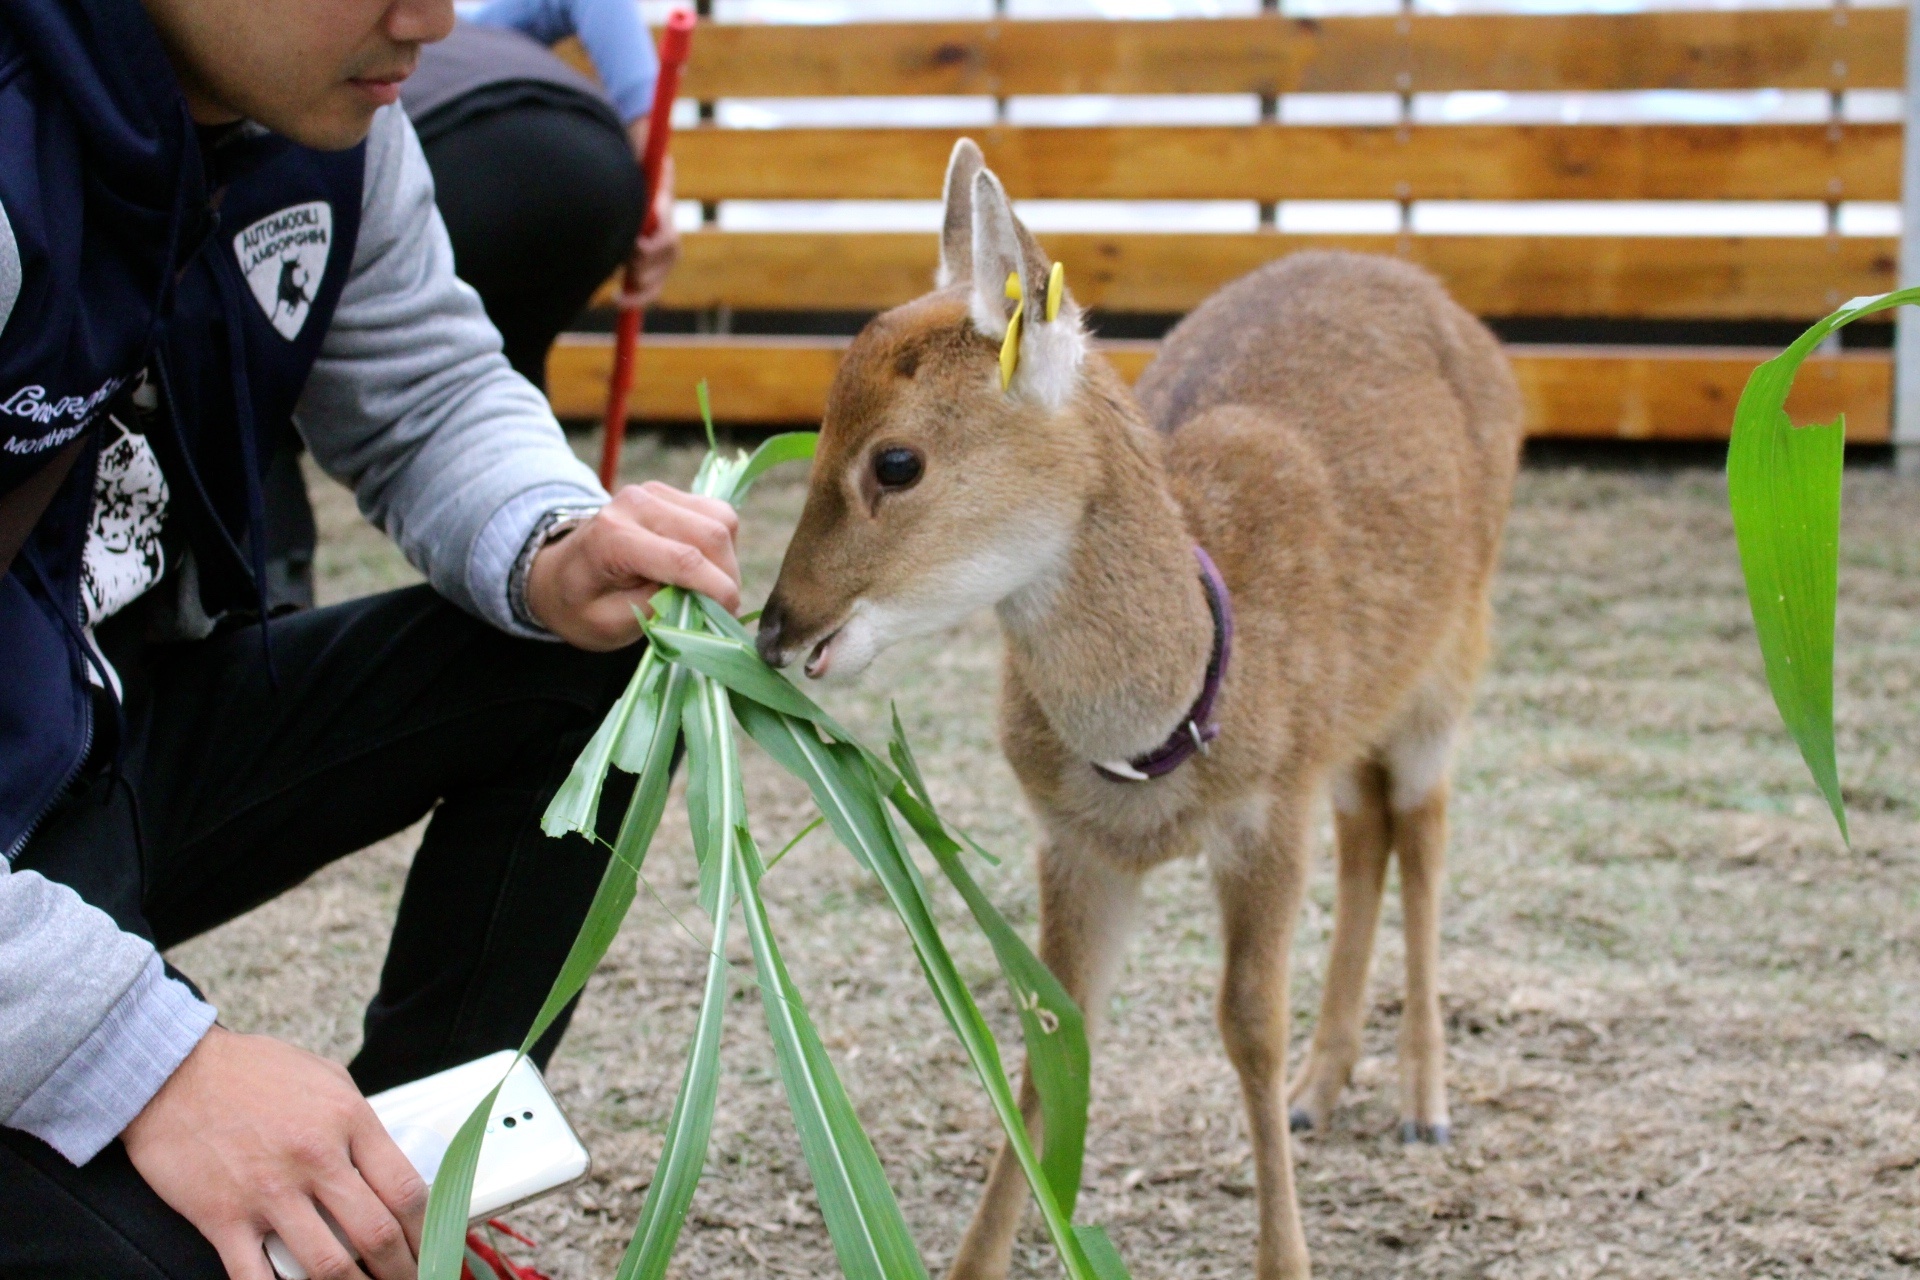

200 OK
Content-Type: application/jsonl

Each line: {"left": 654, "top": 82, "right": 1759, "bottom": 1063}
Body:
{"left": 696, "top": 379, "right": 717, "bottom": 451}
{"left": 420, "top": 661, "right": 692, "bottom": 1280}
{"left": 729, "top": 431, "right": 818, "bottom": 502}
{"left": 1727, "top": 287, "right": 1920, "bottom": 841}
{"left": 730, "top": 698, "right": 1107, "bottom": 1279}
{"left": 645, "top": 621, "right": 858, "bottom": 742}
{"left": 541, "top": 645, "right": 657, "bottom": 837}
{"left": 735, "top": 837, "right": 930, "bottom": 1280}
{"left": 764, "top": 815, "right": 826, "bottom": 875}
{"left": 1073, "top": 1226, "right": 1132, "bottom": 1280}
{"left": 886, "top": 721, "right": 1088, "bottom": 1218}
{"left": 614, "top": 822, "right": 736, "bottom": 1280}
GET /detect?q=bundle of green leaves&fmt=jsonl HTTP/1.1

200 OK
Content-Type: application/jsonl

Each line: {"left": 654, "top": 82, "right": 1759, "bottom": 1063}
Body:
{"left": 1726, "top": 288, "right": 1920, "bottom": 845}
{"left": 418, "top": 387, "right": 1131, "bottom": 1280}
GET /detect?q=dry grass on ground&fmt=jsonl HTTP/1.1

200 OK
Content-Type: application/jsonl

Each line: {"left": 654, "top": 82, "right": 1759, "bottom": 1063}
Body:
{"left": 170, "top": 441, "right": 1920, "bottom": 1279}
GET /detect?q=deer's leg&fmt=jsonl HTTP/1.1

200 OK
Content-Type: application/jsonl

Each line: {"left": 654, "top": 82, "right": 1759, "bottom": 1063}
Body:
{"left": 1287, "top": 761, "right": 1392, "bottom": 1135}
{"left": 1391, "top": 778, "right": 1452, "bottom": 1144}
{"left": 1213, "top": 795, "right": 1313, "bottom": 1280}
{"left": 947, "top": 841, "right": 1141, "bottom": 1280}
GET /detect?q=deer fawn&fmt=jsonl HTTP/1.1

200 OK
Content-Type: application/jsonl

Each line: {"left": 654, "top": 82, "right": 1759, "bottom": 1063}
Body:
{"left": 756, "top": 140, "right": 1522, "bottom": 1279}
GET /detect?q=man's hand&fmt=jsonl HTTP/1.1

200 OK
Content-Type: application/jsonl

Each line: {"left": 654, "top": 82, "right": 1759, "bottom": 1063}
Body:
{"left": 121, "top": 1026, "right": 427, "bottom": 1280}
{"left": 526, "top": 482, "right": 741, "bottom": 651}
{"left": 617, "top": 118, "right": 680, "bottom": 309}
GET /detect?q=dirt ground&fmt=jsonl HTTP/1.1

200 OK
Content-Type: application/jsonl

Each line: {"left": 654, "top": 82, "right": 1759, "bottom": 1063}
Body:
{"left": 169, "top": 440, "right": 1920, "bottom": 1279}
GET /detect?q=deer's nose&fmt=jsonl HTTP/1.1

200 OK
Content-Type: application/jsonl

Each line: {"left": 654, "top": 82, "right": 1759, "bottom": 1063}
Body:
{"left": 756, "top": 596, "right": 790, "bottom": 668}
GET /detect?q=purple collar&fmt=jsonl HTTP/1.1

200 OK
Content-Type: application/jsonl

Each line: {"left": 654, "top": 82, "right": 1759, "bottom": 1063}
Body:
{"left": 1094, "top": 546, "right": 1234, "bottom": 783}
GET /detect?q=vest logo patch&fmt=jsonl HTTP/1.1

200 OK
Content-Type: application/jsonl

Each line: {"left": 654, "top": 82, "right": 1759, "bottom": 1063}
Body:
{"left": 233, "top": 201, "right": 332, "bottom": 341}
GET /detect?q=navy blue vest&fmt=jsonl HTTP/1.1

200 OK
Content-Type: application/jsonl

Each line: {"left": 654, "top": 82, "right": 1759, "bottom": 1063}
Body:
{"left": 0, "top": 0, "right": 364, "bottom": 857}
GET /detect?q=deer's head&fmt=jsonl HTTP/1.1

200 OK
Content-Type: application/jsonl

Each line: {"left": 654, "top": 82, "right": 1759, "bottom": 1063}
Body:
{"left": 756, "top": 139, "right": 1098, "bottom": 680}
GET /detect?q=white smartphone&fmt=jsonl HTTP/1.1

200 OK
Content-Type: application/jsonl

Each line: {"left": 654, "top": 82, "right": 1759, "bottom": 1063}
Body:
{"left": 264, "top": 1051, "right": 590, "bottom": 1280}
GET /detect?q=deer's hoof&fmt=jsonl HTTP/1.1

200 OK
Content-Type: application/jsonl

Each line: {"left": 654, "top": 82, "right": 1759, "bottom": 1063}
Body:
{"left": 1399, "top": 1120, "right": 1451, "bottom": 1146}
{"left": 1288, "top": 1107, "right": 1315, "bottom": 1133}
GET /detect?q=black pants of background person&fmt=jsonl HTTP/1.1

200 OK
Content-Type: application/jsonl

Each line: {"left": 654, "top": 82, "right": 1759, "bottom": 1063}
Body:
{"left": 424, "top": 97, "right": 645, "bottom": 393}
{"left": 263, "top": 96, "right": 643, "bottom": 615}
{"left": 0, "top": 585, "right": 638, "bottom": 1279}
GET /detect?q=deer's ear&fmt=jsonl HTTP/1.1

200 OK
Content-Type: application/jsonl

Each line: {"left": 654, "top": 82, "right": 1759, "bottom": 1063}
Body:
{"left": 967, "top": 168, "right": 1028, "bottom": 339}
{"left": 937, "top": 138, "right": 984, "bottom": 288}
{"left": 969, "top": 169, "right": 1086, "bottom": 408}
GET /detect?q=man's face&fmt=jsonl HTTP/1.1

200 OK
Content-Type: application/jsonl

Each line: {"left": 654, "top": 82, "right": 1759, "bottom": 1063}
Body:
{"left": 141, "top": 0, "right": 454, "bottom": 149}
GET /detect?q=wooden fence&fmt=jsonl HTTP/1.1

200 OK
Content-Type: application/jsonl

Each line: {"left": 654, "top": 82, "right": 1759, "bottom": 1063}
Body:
{"left": 547, "top": 9, "right": 1907, "bottom": 441}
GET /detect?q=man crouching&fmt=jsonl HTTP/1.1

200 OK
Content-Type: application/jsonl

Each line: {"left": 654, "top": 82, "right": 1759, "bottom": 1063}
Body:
{"left": 0, "top": 0, "right": 735, "bottom": 1276}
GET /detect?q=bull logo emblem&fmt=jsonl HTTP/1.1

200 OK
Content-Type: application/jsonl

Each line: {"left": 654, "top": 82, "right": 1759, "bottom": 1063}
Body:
{"left": 274, "top": 256, "right": 313, "bottom": 325}
{"left": 232, "top": 201, "right": 333, "bottom": 341}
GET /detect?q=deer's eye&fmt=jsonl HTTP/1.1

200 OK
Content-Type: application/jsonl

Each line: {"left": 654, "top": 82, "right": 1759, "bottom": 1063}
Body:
{"left": 872, "top": 447, "right": 924, "bottom": 491}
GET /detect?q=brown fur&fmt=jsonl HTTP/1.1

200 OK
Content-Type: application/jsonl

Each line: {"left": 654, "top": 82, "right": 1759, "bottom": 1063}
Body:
{"left": 757, "top": 142, "right": 1522, "bottom": 1279}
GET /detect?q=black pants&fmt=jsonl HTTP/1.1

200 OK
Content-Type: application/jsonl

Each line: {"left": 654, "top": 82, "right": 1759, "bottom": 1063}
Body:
{"left": 423, "top": 98, "right": 645, "bottom": 393}
{"left": 0, "top": 586, "right": 638, "bottom": 1279}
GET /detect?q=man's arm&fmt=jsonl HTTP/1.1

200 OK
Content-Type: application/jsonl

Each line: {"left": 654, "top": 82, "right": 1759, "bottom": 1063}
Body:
{"left": 295, "top": 104, "right": 608, "bottom": 639}
{"left": 0, "top": 858, "right": 215, "bottom": 1164}
{"left": 297, "top": 104, "right": 734, "bottom": 647}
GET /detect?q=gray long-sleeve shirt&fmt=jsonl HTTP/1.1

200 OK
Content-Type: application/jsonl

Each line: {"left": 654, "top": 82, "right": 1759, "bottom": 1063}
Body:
{"left": 0, "top": 104, "right": 608, "bottom": 1163}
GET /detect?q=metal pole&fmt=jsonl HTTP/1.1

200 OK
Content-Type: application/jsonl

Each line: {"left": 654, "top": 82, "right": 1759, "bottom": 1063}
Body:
{"left": 1895, "top": 0, "right": 1920, "bottom": 471}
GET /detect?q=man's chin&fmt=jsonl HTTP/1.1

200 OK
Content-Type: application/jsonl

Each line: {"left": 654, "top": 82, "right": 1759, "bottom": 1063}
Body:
{"left": 260, "top": 96, "right": 385, "bottom": 151}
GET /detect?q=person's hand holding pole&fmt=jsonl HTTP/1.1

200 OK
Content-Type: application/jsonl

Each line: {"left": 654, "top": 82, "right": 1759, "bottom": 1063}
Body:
{"left": 599, "top": 9, "right": 696, "bottom": 491}
{"left": 617, "top": 142, "right": 680, "bottom": 309}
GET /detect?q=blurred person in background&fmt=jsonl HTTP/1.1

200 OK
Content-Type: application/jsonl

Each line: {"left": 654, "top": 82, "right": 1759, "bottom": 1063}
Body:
{"left": 265, "top": 0, "right": 681, "bottom": 609}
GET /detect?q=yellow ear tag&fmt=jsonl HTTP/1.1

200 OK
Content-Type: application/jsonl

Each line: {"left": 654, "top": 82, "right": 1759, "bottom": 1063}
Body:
{"left": 1045, "top": 261, "right": 1065, "bottom": 322}
{"left": 999, "top": 270, "right": 1025, "bottom": 391}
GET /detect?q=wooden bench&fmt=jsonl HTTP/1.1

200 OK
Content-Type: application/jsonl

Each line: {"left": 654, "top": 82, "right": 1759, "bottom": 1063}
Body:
{"left": 546, "top": 9, "right": 1903, "bottom": 441}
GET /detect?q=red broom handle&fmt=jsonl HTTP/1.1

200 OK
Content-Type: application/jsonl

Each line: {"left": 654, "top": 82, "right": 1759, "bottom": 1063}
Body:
{"left": 598, "top": 8, "right": 697, "bottom": 491}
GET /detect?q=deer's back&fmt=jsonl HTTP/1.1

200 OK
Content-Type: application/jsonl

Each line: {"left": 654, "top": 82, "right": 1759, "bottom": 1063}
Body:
{"left": 1135, "top": 251, "right": 1522, "bottom": 763}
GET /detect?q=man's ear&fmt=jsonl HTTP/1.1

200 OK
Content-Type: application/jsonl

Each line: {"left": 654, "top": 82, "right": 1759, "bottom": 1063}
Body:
{"left": 936, "top": 138, "right": 984, "bottom": 288}
{"left": 968, "top": 169, "right": 1085, "bottom": 408}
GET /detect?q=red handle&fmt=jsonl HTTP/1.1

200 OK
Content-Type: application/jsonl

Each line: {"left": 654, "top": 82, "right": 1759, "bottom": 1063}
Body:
{"left": 600, "top": 8, "right": 697, "bottom": 490}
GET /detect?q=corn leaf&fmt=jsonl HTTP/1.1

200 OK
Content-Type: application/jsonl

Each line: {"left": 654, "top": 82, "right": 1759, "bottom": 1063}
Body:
{"left": 729, "top": 697, "right": 1106, "bottom": 1279}
{"left": 645, "top": 621, "right": 851, "bottom": 735}
{"left": 886, "top": 717, "right": 1087, "bottom": 1218}
{"left": 420, "top": 662, "right": 692, "bottom": 1280}
{"left": 764, "top": 815, "right": 826, "bottom": 875}
{"left": 614, "top": 801, "right": 736, "bottom": 1280}
{"left": 697, "top": 380, "right": 717, "bottom": 450}
{"left": 680, "top": 674, "right": 739, "bottom": 916}
{"left": 612, "top": 594, "right": 694, "bottom": 773}
{"left": 1727, "top": 287, "right": 1919, "bottom": 842}
{"left": 730, "top": 431, "right": 818, "bottom": 502}
{"left": 419, "top": 1082, "right": 504, "bottom": 1280}
{"left": 1073, "top": 1226, "right": 1130, "bottom": 1280}
{"left": 541, "top": 645, "right": 654, "bottom": 837}
{"left": 734, "top": 835, "right": 930, "bottom": 1280}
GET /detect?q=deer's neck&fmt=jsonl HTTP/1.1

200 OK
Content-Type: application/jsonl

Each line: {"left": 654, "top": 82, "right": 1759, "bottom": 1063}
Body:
{"left": 995, "top": 389, "right": 1214, "bottom": 765}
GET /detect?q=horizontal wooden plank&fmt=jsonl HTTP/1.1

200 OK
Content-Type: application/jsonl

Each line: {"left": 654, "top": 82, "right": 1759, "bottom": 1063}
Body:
{"left": 630, "top": 231, "right": 1895, "bottom": 321}
{"left": 1514, "top": 344, "right": 1888, "bottom": 440}
{"left": 675, "top": 124, "right": 1898, "bottom": 203}
{"left": 566, "top": 11, "right": 1902, "bottom": 97}
{"left": 545, "top": 335, "right": 1891, "bottom": 442}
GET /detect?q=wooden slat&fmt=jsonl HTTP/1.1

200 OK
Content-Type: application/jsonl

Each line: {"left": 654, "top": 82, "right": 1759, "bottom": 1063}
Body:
{"left": 675, "top": 124, "right": 1898, "bottom": 203}
{"left": 545, "top": 335, "right": 1891, "bottom": 441}
{"left": 631, "top": 231, "right": 1894, "bottom": 321}
{"left": 616, "top": 11, "right": 1903, "bottom": 97}
{"left": 1514, "top": 344, "right": 1888, "bottom": 440}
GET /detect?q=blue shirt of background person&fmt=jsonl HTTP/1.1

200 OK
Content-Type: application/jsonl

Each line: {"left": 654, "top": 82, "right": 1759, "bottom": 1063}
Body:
{"left": 468, "top": 0, "right": 661, "bottom": 124}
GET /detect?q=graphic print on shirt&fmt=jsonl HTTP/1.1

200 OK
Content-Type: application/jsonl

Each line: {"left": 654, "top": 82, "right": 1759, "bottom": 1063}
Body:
{"left": 233, "top": 201, "right": 333, "bottom": 340}
{"left": 81, "top": 416, "right": 169, "bottom": 630}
